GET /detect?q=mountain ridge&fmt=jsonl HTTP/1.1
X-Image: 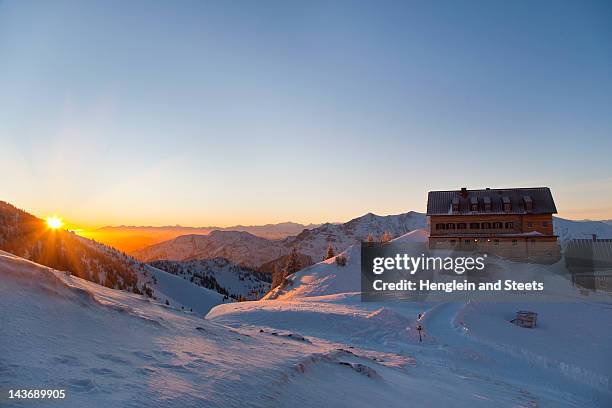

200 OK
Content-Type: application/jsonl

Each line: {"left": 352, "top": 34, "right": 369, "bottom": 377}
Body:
{"left": 133, "top": 211, "right": 428, "bottom": 267}
{"left": 80, "top": 222, "right": 323, "bottom": 253}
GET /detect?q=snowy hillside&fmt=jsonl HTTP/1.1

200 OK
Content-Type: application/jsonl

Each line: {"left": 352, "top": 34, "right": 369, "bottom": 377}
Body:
{"left": 264, "top": 229, "right": 429, "bottom": 301}
{"left": 209, "top": 230, "right": 612, "bottom": 406}
{"left": 139, "top": 264, "right": 226, "bottom": 315}
{"left": 1, "top": 251, "right": 390, "bottom": 407}
{"left": 3, "top": 238, "right": 611, "bottom": 406}
{"left": 0, "top": 200, "right": 144, "bottom": 294}
{"left": 149, "top": 258, "right": 271, "bottom": 301}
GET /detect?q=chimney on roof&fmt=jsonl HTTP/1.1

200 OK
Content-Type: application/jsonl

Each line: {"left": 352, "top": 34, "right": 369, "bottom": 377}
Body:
{"left": 460, "top": 187, "right": 468, "bottom": 198}
{"left": 486, "top": 187, "right": 490, "bottom": 190}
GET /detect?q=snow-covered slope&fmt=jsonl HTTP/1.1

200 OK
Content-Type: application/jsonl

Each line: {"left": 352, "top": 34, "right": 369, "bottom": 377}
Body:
{"left": 456, "top": 301, "right": 612, "bottom": 391}
{"left": 268, "top": 244, "right": 362, "bottom": 300}
{"left": 3, "top": 242, "right": 611, "bottom": 406}
{"left": 209, "top": 229, "right": 612, "bottom": 406}
{"left": 139, "top": 264, "right": 226, "bottom": 315}
{"left": 0, "top": 200, "right": 144, "bottom": 294}
{"left": 0, "top": 250, "right": 380, "bottom": 407}
{"left": 263, "top": 229, "right": 429, "bottom": 300}
{"left": 149, "top": 258, "right": 271, "bottom": 301}
{"left": 0, "top": 200, "right": 237, "bottom": 311}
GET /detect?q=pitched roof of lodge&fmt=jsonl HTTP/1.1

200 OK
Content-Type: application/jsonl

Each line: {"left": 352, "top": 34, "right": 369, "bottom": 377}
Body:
{"left": 427, "top": 187, "right": 557, "bottom": 216}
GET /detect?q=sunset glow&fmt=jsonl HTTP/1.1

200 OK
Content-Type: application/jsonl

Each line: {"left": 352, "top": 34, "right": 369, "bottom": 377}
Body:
{"left": 46, "top": 216, "right": 64, "bottom": 230}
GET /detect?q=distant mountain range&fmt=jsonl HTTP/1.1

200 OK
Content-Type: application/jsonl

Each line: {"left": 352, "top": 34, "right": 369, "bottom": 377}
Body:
{"left": 133, "top": 212, "right": 612, "bottom": 270}
{"left": 553, "top": 217, "right": 612, "bottom": 244}
{"left": 135, "top": 230, "right": 288, "bottom": 270}
{"left": 80, "top": 222, "right": 322, "bottom": 253}
{"left": 133, "top": 211, "right": 428, "bottom": 268}
{"left": 4, "top": 197, "right": 612, "bottom": 306}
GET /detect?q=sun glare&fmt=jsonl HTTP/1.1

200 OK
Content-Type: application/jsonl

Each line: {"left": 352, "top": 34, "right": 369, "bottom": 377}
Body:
{"left": 46, "top": 216, "right": 64, "bottom": 230}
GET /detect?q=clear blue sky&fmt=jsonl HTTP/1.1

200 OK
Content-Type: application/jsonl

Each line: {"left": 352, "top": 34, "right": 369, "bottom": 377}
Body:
{"left": 1, "top": 0, "right": 611, "bottom": 227}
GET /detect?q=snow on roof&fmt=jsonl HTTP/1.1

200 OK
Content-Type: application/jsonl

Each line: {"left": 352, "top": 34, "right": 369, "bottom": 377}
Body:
{"left": 391, "top": 229, "right": 429, "bottom": 244}
{"left": 427, "top": 187, "right": 557, "bottom": 215}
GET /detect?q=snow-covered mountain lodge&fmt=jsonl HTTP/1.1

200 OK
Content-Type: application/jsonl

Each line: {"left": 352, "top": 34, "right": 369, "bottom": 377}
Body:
{"left": 427, "top": 187, "right": 559, "bottom": 259}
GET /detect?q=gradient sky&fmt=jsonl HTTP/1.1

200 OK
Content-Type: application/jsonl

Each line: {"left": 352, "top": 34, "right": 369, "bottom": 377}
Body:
{"left": 1, "top": 0, "right": 611, "bottom": 228}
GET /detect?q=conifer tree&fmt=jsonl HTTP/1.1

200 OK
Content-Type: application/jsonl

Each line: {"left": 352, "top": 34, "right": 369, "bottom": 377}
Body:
{"left": 325, "top": 243, "right": 335, "bottom": 260}
{"left": 271, "top": 264, "right": 282, "bottom": 288}
{"left": 283, "top": 247, "right": 302, "bottom": 279}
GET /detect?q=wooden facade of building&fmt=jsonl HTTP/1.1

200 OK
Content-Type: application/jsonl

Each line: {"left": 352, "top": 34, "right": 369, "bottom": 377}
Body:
{"left": 426, "top": 187, "right": 560, "bottom": 261}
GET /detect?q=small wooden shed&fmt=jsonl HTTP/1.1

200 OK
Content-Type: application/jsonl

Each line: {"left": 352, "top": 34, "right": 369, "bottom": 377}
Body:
{"left": 511, "top": 311, "right": 537, "bottom": 328}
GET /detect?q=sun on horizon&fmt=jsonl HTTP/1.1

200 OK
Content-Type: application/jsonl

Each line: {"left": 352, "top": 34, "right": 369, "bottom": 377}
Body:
{"left": 46, "top": 216, "right": 64, "bottom": 230}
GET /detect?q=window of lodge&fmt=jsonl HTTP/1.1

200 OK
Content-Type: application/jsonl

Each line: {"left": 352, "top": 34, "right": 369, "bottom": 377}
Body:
{"left": 451, "top": 197, "right": 459, "bottom": 213}
{"left": 470, "top": 223, "right": 480, "bottom": 229}
{"left": 502, "top": 196, "right": 512, "bottom": 212}
{"left": 483, "top": 196, "right": 492, "bottom": 211}
{"left": 470, "top": 197, "right": 478, "bottom": 212}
